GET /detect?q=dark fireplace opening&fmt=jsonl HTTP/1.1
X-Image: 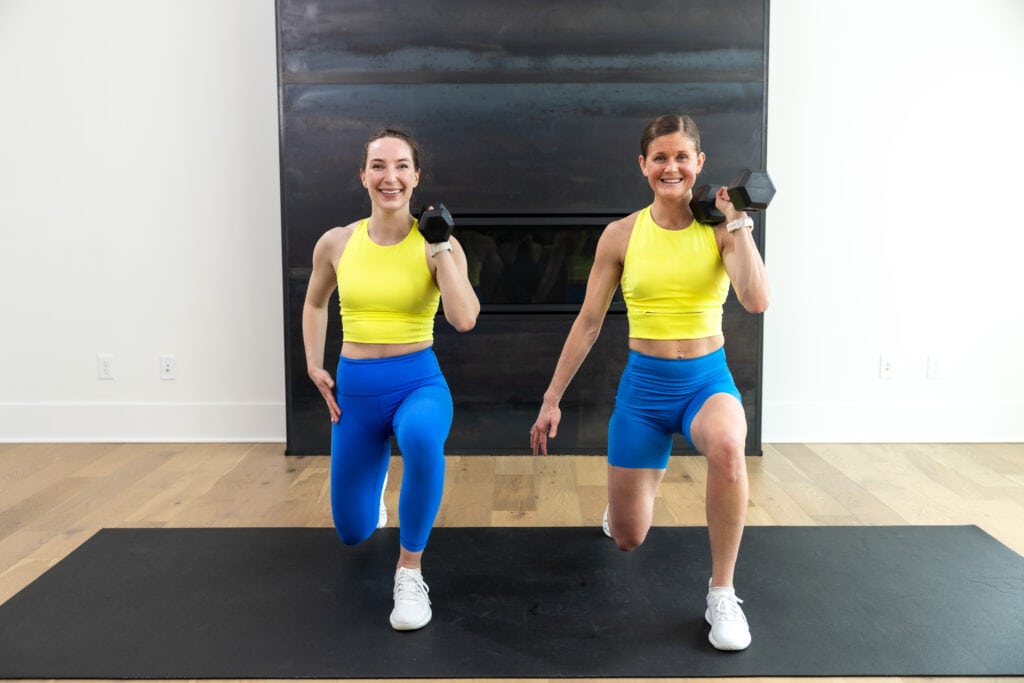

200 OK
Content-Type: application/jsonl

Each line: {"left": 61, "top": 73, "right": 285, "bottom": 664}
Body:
{"left": 448, "top": 211, "right": 628, "bottom": 314}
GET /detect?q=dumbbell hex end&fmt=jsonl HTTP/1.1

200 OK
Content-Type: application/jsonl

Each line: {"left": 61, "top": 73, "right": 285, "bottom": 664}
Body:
{"left": 726, "top": 169, "right": 776, "bottom": 211}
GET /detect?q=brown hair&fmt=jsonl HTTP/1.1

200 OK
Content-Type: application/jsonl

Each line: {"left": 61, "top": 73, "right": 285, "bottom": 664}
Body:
{"left": 361, "top": 128, "right": 423, "bottom": 170}
{"left": 639, "top": 114, "right": 701, "bottom": 158}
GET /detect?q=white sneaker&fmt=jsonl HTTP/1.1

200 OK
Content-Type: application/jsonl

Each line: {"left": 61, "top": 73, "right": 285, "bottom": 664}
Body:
{"left": 377, "top": 472, "right": 388, "bottom": 529}
{"left": 705, "top": 583, "right": 751, "bottom": 651}
{"left": 601, "top": 505, "right": 612, "bottom": 538}
{"left": 390, "top": 567, "right": 431, "bottom": 631}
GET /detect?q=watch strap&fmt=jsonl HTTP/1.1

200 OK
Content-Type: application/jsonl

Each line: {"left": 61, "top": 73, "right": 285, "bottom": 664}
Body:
{"left": 429, "top": 241, "right": 452, "bottom": 257}
{"left": 726, "top": 216, "right": 754, "bottom": 232}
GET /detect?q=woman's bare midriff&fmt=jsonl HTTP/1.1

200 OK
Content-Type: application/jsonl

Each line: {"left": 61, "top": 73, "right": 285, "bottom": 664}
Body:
{"left": 341, "top": 340, "right": 433, "bottom": 359}
{"left": 628, "top": 335, "right": 724, "bottom": 360}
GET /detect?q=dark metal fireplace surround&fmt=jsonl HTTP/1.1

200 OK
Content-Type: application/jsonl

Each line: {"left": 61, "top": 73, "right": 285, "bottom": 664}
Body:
{"left": 277, "top": 0, "right": 768, "bottom": 455}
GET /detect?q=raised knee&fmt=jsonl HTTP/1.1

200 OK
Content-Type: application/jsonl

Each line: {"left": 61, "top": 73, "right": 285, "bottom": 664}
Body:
{"left": 396, "top": 429, "right": 446, "bottom": 472}
{"left": 704, "top": 437, "right": 746, "bottom": 482}
{"left": 708, "top": 427, "right": 744, "bottom": 453}
{"left": 707, "top": 452, "right": 745, "bottom": 483}
{"left": 400, "top": 448, "right": 445, "bottom": 480}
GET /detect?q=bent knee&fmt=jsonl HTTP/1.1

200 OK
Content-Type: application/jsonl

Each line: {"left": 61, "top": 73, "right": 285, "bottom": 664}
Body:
{"left": 395, "top": 429, "right": 447, "bottom": 475}
{"left": 706, "top": 450, "right": 746, "bottom": 483}
{"left": 703, "top": 425, "right": 744, "bottom": 453}
{"left": 614, "top": 529, "right": 649, "bottom": 552}
{"left": 333, "top": 519, "right": 375, "bottom": 546}
{"left": 336, "top": 530, "right": 372, "bottom": 546}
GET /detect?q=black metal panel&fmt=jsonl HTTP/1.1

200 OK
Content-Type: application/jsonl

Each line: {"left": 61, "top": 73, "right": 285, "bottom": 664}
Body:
{"left": 280, "top": 83, "right": 764, "bottom": 235}
{"left": 278, "top": 0, "right": 768, "bottom": 455}
{"left": 278, "top": 0, "right": 766, "bottom": 81}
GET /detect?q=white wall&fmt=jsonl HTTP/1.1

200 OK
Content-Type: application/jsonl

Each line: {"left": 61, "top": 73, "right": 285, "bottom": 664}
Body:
{"left": 0, "top": 0, "right": 1020, "bottom": 443}
{"left": 0, "top": 0, "right": 285, "bottom": 440}
{"left": 765, "top": 0, "right": 1024, "bottom": 441}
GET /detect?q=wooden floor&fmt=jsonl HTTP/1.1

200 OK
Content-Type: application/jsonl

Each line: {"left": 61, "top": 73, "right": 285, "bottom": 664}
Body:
{"left": 1, "top": 441, "right": 1022, "bottom": 683}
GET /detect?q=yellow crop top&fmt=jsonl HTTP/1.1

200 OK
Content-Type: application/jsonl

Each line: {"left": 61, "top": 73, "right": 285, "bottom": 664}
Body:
{"left": 336, "top": 219, "right": 440, "bottom": 343}
{"left": 620, "top": 206, "right": 730, "bottom": 340}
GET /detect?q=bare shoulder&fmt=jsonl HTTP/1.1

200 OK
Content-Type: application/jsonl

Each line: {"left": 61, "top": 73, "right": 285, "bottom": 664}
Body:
{"left": 598, "top": 210, "right": 640, "bottom": 254}
{"left": 605, "top": 210, "right": 640, "bottom": 235}
{"left": 320, "top": 220, "right": 359, "bottom": 247}
{"left": 314, "top": 220, "right": 360, "bottom": 264}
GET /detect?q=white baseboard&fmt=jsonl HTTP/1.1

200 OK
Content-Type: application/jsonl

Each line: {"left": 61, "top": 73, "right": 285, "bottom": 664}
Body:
{"left": 0, "top": 402, "right": 286, "bottom": 442}
{"left": 2, "top": 400, "right": 1018, "bottom": 445}
{"left": 762, "top": 399, "right": 1024, "bottom": 443}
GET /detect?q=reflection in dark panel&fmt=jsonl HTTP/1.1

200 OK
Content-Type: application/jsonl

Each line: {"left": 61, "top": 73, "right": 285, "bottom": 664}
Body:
{"left": 278, "top": 0, "right": 769, "bottom": 455}
{"left": 446, "top": 214, "right": 625, "bottom": 310}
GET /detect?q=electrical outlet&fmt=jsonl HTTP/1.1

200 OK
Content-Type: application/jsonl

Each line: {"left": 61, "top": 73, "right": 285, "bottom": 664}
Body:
{"left": 159, "top": 354, "right": 176, "bottom": 380}
{"left": 878, "top": 354, "right": 894, "bottom": 379}
{"left": 927, "top": 355, "right": 942, "bottom": 379}
{"left": 97, "top": 353, "right": 114, "bottom": 380}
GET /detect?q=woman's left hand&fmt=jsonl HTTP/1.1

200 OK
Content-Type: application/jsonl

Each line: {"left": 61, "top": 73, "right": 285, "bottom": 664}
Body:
{"left": 714, "top": 186, "right": 747, "bottom": 225}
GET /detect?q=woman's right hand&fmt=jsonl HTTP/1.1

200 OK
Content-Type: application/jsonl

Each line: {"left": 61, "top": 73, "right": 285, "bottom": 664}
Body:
{"left": 530, "top": 400, "right": 561, "bottom": 456}
{"left": 309, "top": 367, "right": 341, "bottom": 423}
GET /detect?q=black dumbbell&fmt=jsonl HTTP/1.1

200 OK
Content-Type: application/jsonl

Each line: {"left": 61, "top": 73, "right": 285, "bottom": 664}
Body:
{"left": 690, "top": 169, "right": 776, "bottom": 225}
{"left": 417, "top": 203, "right": 454, "bottom": 244}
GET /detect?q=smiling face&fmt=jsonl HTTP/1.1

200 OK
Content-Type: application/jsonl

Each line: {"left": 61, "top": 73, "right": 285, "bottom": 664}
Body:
{"left": 360, "top": 136, "right": 420, "bottom": 211}
{"left": 638, "top": 131, "right": 705, "bottom": 201}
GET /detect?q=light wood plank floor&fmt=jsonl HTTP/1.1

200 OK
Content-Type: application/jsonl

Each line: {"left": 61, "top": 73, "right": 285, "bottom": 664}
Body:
{"left": 1, "top": 442, "right": 1022, "bottom": 683}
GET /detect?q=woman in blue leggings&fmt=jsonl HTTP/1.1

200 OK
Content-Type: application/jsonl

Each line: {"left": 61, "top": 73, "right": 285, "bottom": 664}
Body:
{"left": 303, "top": 129, "right": 479, "bottom": 630}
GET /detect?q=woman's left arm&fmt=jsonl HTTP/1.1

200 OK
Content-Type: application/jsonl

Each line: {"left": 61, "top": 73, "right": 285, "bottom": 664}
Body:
{"left": 721, "top": 223, "right": 770, "bottom": 313}
{"left": 431, "top": 236, "right": 481, "bottom": 332}
{"left": 716, "top": 187, "right": 770, "bottom": 314}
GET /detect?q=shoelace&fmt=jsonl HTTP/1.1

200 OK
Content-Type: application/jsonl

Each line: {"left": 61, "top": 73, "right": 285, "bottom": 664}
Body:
{"left": 394, "top": 570, "right": 431, "bottom": 605}
{"left": 710, "top": 593, "right": 746, "bottom": 623}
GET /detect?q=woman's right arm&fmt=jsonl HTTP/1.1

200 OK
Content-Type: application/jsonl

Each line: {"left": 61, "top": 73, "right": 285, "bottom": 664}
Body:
{"left": 530, "top": 220, "right": 629, "bottom": 455}
{"left": 302, "top": 228, "right": 345, "bottom": 423}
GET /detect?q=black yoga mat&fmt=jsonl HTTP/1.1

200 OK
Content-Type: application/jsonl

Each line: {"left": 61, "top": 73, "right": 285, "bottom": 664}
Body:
{"left": 1, "top": 525, "right": 1022, "bottom": 678}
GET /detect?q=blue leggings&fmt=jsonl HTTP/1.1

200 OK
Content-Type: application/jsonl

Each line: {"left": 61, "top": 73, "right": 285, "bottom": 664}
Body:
{"left": 608, "top": 347, "right": 742, "bottom": 469}
{"left": 330, "top": 347, "right": 451, "bottom": 552}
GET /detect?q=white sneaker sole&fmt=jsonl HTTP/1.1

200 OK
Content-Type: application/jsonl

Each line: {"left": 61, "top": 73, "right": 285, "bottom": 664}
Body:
{"left": 704, "top": 608, "right": 751, "bottom": 651}
{"left": 377, "top": 472, "right": 388, "bottom": 528}
{"left": 390, "top": 608, "right": 432, "bottom": 631}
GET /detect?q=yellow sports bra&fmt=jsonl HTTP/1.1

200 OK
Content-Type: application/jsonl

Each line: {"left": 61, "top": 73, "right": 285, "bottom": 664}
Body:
{"left": 619, "top": 206, "right": 730, "bottom": 340}
{"left": 336, "top": 219, "right": 440, "bottom": 343}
